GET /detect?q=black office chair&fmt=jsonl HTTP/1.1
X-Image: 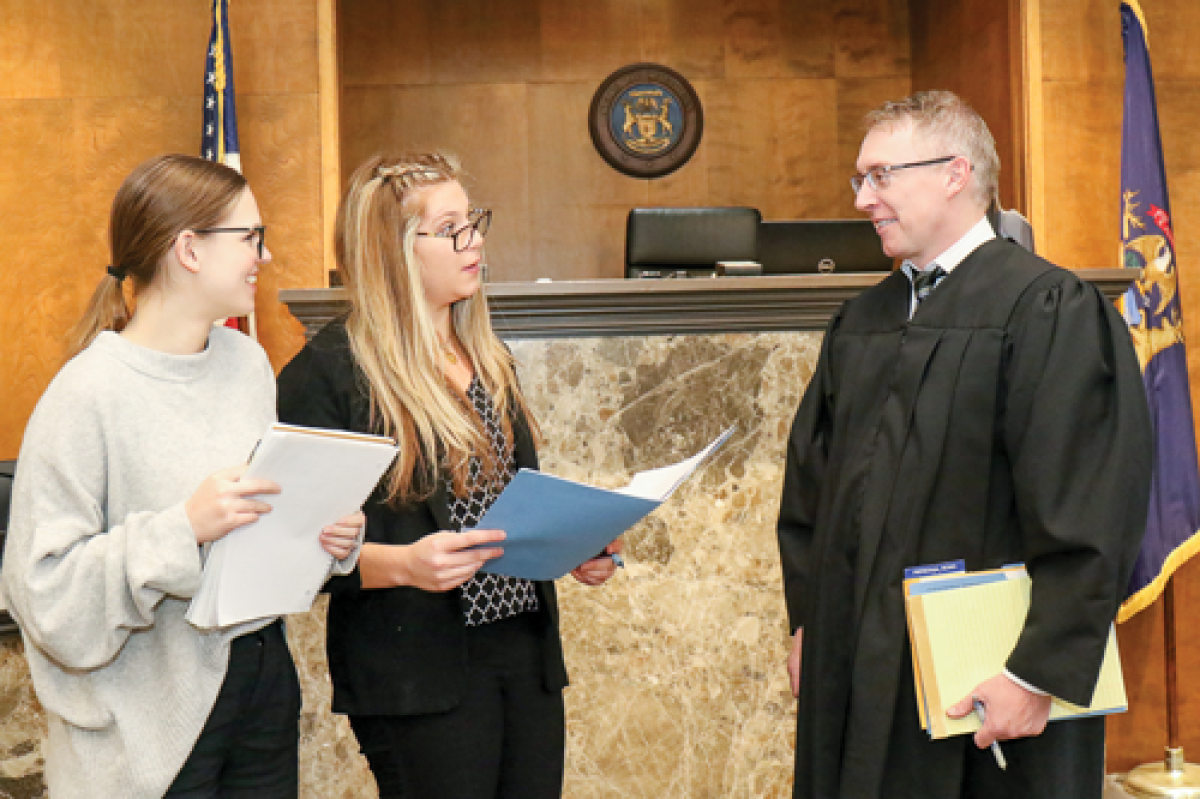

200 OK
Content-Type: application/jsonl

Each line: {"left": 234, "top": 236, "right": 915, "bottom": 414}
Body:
{"left": 625, "top": 207, "right": 761, "bottom": 278}
{"left": 0, "top": 459, "right": 16, "bottom": 634}
{"left": 987, "top": 203, "right": 1035, "bottom": 253}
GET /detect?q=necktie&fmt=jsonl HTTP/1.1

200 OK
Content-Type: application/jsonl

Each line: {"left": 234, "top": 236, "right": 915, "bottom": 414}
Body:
{"left": 912, "top": 265, "right": 946, "bottom": 305}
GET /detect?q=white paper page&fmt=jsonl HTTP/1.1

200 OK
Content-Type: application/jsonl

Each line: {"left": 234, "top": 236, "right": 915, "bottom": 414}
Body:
{"left": 617, "top": 426, "right": 736, "bottom": 501}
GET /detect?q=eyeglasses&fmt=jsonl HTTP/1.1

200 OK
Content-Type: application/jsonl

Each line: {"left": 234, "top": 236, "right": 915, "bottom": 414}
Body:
{"left": 416, "top": 208, "right": 491, "bottom": 253}
{"left": 850, "top": 156, "right": 960, "bottom": 195}
{"left": 193, "top": 225, "right": 267, "bottom": 260}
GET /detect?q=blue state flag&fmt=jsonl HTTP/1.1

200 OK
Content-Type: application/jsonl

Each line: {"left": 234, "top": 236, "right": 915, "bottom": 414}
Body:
{"left": 1116, "top": 0, "right": 1200, "bottom": 622}
{"left": 202, "top": 0, "right": 241, "bottom": 173}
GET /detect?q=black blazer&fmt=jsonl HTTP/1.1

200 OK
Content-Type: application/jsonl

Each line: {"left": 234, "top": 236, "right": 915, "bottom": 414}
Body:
{"left": 277, "top": 319, "right": 568, "bottom": 717}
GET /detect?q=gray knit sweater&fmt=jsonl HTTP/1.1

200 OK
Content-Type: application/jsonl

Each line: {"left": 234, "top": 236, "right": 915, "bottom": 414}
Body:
{"left": 1, "top": 327, "right": 282, "bottom": 798}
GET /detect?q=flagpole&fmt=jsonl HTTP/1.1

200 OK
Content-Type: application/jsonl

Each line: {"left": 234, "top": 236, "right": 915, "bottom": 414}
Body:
{"left": 1124, "top": 579, "right": 1200, "bottom": 797}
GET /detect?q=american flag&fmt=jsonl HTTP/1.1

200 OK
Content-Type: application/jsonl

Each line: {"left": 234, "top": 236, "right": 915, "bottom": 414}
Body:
{"left": 202, "top": 0, "right": 240, "bottom": 172}
{"left": 201, "top": 0, "right": 256, "bottom": 337}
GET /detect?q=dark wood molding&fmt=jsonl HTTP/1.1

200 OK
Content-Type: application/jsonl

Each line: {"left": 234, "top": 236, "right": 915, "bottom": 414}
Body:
{"left": 280, "top": 269, "right": 1136, "bottom": 340}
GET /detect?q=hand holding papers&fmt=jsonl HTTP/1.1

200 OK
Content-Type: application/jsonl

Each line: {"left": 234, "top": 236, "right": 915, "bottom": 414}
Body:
{"left": 473, "top": 427, "right": 735, "bottom": 581}
{"left": 186, "top": 423, "right": 399, "bottom": 629}
{"left": 903, "top": 564, "right": 1127, "bottom": 740}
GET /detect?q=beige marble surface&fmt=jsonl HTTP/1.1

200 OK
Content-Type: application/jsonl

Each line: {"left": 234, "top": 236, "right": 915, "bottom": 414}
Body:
{"left": 0, "top": 331, "right": 822, "bottom": 798}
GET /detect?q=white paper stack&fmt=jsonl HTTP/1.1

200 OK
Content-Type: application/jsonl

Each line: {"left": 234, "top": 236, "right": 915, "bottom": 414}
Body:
{"left": 187, "top": 423, "right": 398, "bottom": 629}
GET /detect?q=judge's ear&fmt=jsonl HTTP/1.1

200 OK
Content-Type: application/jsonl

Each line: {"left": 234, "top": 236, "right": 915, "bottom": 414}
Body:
{"left": 944, "top": 156, "right": 974, "bottom": 200}
{"left": 173, "top": 230, "right": 202, "bottom": 275}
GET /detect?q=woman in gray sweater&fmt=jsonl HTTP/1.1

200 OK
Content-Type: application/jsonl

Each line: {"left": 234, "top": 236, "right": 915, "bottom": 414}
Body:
{"left": 0, "top": 154, "right": 362, "bottom": 799}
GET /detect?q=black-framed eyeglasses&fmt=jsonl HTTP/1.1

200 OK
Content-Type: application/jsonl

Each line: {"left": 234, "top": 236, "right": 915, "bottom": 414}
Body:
{"left": 850, "top": 156, "right": 961, "bottom": 195}
{"left": 416, "top": 208, "right": 491, "bottom": 253}
{"left": 192, "top": 225, "right": 267, "bottom": 259}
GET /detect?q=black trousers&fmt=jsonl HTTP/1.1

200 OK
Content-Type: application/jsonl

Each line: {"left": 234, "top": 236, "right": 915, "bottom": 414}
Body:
{"left": 349, "top": 611, "right": 566, "bottom": 799}
{"left": 166, "top": 620, "right": 302, "bottom": 799}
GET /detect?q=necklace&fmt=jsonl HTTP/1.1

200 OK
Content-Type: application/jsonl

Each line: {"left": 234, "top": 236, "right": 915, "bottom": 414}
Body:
{"left": 438, "top": 334, "right": 459, "bottom": 366}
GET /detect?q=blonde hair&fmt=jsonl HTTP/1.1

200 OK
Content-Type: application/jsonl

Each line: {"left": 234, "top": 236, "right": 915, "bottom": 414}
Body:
{"left": 68, "top": 154, "right": 247, "bottom": 358}
{"left": 864, "top": 90, "right": 999, "bottom": 208}
{"left": 336, "top": 152, "right": 538, "bottom": 505}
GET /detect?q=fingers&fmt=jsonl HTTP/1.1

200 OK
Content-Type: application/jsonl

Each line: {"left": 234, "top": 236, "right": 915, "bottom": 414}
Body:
{"left": 572, "top": 559, "right": 615, "bottom": 585}
{"left": 226, "top": 477, "right": 281, "bottom": 497}
{"left": 788, "top": 629, "right": 803, "bottom": 698}
{"left": 450, "top": 529, "right": 506, "bottom": 550}
{"left": 946, "top": 694, "right": 975, "bottom": 719}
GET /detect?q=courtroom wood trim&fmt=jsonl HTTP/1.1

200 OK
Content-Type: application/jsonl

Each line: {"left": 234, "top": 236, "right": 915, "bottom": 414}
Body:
{"left": 1008, "top": 0, "right": 1029, "bottom": 215}
{"left": 281, "top": 270, "right": 1135, "bottom": 340}
{"left": 1018, "top": 0, "right": 1046, "bottom": 237}
{"left": 318, "top": 0, "right": 341, "bottom": 284}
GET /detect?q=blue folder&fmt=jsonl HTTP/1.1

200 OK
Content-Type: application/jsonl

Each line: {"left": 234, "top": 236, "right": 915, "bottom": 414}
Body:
{"left": 472, "top": 426, "right": 735, "bottom": 580}
{"left": 473, "top": 470, "right": 658, "bottom": 580}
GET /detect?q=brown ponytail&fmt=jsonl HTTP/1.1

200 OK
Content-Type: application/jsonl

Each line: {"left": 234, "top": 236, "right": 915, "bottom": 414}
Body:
{"left": 66, "top": 154, "right": 248, "bottom": 360}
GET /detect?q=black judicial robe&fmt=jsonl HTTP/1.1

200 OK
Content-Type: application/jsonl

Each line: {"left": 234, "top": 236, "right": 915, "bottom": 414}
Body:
{"left": 777, "top": 239, "right": 1152, "bottom": 799}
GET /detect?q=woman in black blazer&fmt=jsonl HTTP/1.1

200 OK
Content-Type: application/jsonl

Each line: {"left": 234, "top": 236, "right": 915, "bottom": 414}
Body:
{"left": 277, "top": 153, "right": 620, "bottom": 799}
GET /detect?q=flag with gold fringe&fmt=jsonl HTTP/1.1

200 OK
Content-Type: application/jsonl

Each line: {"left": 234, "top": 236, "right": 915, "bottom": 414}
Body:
{"left": 1116, "top": 0, "right": 1200, "bottom": 622}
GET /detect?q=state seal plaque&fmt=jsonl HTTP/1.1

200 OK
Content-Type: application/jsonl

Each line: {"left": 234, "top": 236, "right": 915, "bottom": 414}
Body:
{"left": 588, "top": 63, "right": 703, "bottom": 179}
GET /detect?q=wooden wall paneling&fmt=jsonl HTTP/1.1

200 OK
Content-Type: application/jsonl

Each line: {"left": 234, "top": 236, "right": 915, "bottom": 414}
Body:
{"left": 834, "top": 0, "right": 911, "bottom": 79}
{"left": 538, "top": 0, "right": 643, "bottom": 83}
{"left": 0, "top": 100, "right": 84, "bottom": 458}
{"left": 764, "top": 79, "right": 842, "bottom": 219}
{"left": 427, "top": 0, "right": 542, "bottom": 85}
{"left": 527, "top": 81, "right": 650, "bottom": 280}
{"left": 1157, "top": 83, "right": 1200, "bottom": 432}
{"left": 724, "top": 0, "right": 836, "bottom": 80}
{"left": 237, "top": 94, "right": 325, "bottom": 367}
{"left": 1038, "top": 79, "right": 1122, "bottom": 268}
{"left": 319, "top": 0, "right": 340, "bottom": 282}
{"left": 56, "top": 0, "right": 210, "bottom": 99}
{"left": 1017, "top": 0, "right": 1045, "bottom": 234}
{"left": 0, "top": 1, "right": 66, "bottom": 98}
{"left": 1151, "top": 0, "right": 1200, "bottom": 79}
{"left": 638, "top": 0, "right": 728, "bottom": 80}
{"left": 229, "top": 0, "right": 321, "bottom": 95}
{"left": 702, "top": 80, "right": 787, "bottom": 213}
{"left": 1109, "top": 599, "right": 1169, "bottom": 773}
{"left": 338, "top": 0, "right": 434, "bottom": 86}
{"left": 835, "top": 77, "right": 913, "bottom": 218}
{"left": 1039, "top": 0, "right": 1122, "bottom": 83}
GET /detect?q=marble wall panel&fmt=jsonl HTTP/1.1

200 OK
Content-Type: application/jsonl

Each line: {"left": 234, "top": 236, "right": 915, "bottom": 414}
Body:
{"left": 0, "top": 330, "right": 820, "bottom": 798}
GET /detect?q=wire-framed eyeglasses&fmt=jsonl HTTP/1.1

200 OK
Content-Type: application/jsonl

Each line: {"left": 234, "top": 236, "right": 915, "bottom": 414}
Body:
{"left": 850, "top": 156, "right": 961, "bottom": 195}
{"left": 192, "top": 225, "right": 267, "bottom": 260}
{"left": 416, "top": 208, "right": 491, "bottom": 253}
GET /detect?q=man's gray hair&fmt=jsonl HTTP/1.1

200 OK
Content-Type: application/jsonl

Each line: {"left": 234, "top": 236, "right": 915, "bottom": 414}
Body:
{"left": 865, "top": 91, "right": 999, "bottom": 208}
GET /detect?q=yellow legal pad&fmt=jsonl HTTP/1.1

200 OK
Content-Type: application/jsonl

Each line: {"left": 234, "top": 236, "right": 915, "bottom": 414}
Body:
{"left": 903, "top": 568, "right": 1127, "bottom": 739}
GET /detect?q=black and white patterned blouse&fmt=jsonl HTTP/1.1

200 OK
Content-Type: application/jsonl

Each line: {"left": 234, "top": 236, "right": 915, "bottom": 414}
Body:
{"left": 449, "top": 376, "right": 539, "bottom": 626}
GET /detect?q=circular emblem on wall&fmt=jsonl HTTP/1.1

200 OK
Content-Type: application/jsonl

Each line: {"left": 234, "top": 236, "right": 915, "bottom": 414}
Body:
{"left": 588, "top": 63, "right": 703, "bottom": 179}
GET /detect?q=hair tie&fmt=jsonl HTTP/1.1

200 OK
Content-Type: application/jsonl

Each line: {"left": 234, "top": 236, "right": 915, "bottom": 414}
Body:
{"left": 106, "top": 264, "right": 127, "bottom": 282}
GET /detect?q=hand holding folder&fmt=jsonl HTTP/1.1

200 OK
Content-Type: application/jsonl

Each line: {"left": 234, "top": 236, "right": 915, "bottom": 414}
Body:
{"left": 471, "top": 426, "right": 735, "bottom": 580}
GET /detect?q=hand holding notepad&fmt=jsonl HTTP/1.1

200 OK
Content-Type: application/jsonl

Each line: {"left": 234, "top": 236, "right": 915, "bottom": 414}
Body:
{"left": 903, "top": 565, "right": 1127, "bottom": 740}
{"left": 186, "top": 423, "right": 399, "bottom": 629}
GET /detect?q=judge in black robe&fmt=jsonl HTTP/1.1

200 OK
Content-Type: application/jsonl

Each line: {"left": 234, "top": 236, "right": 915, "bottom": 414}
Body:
{"left": 777, "top": 92, "right": 1152, "bottom": 799}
